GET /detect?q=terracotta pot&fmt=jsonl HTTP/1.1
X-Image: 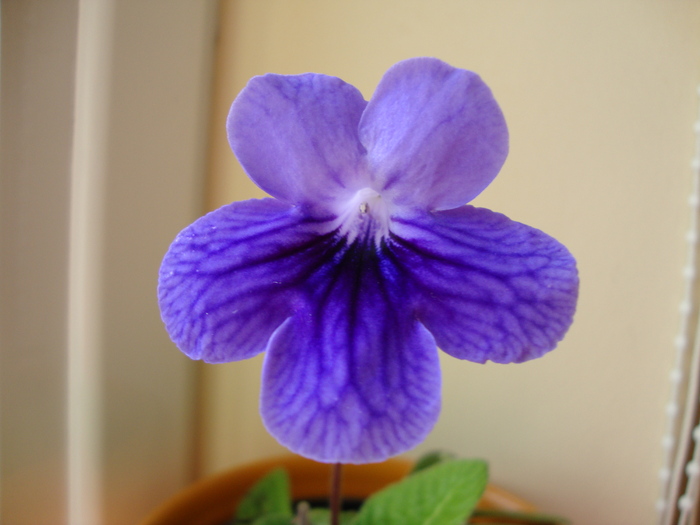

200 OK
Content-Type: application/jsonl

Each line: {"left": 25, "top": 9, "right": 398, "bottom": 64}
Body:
{"left": 139, "top": 454, "right": 537, "bottom": 525}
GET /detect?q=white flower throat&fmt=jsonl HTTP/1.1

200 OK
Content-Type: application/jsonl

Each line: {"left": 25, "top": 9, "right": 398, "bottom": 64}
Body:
{"left": 336, "top": 187, "right": 391, "bottom": 245}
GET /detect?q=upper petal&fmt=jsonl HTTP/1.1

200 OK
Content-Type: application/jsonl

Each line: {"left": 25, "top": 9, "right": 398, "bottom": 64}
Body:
{"left": 260, "top": 240, "right": 441, "bottom": 463}
{"left": 359, "top": 57, "right": 508, "bottom": 211}
{"left": 157, "top": 198, "right": 337, "bottom": 363}
{"left": 389, "top": 206, "right": 578, "bottom": 364}
{"left": 227, "top": 72, "right": 368, "bottom": 215}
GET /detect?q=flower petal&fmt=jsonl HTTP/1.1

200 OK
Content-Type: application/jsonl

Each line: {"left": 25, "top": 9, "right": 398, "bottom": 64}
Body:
{"left": 359, "top": 57, "right": 508, "bottom": 210}
{"left": 260, "top": 241, "right": 441, "bottom": 463}
{"left": 158, "top": 198, "right": 336, "bottom": 363}
{"left": 389, "top": 206, "right": 578, "bottom": 364}
{"left": 227, "top": 73, "right": 368, "bottom": 215}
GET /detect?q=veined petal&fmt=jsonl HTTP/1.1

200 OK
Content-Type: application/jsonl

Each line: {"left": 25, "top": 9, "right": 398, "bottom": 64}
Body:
{"left": 389, "top": 206, "right": 578, "bottom": 364}
{"left": 158, "top": 199, "right": 337, "bottom": 363}
{"left": 228, "top": 73, "right": 368, "bottom": 215}
{"left": 260, "top": 241, "right": 441, "bottom": 463}
{"left": 359, "top": 57, "right": 508, "bottom": 211}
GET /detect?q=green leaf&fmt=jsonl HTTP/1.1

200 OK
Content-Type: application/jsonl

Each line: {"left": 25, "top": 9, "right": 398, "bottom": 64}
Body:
{"left": 236, "top": 469, "right": 293, "bottom": 523}
{"left": 353, "top": 459, "right": 488, "bottom": 525}
{"left": 307, "top": 508, "right": 358, "bottom": 525}
{"left": 410, "top": 451, "right": 457, "bottom": 474}
{"left": 251, "top": 513, "right": 293, "bottom": 525}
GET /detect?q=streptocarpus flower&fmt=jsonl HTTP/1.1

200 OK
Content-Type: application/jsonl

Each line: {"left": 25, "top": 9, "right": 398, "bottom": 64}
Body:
{"left": 158, "top": 57, "right": 578, "bottom": 464}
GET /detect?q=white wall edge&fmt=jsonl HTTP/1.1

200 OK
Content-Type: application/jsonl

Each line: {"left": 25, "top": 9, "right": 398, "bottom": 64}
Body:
{"left": 67, "top": 1, "right": 114, "bottom": 523}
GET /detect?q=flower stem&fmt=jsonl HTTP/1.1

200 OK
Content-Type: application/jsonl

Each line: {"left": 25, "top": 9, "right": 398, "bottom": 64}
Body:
{"left": 330, "top": 463, "right": 343, "bottom": 525}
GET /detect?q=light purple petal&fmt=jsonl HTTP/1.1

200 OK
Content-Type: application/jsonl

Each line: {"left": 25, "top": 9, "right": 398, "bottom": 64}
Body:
{"left": 260, "top": 241, "right": 441, "bottom": 463}
{"left": 359, "top": 57, "right": 508, "bottom": 210}
{"left": 158, "top": 199, "right": 336, "bottom": 363}
{"left": 389, "top": 206, "right": 578, "bottom": 364}
{"left": 227, "top": 73, "right": 368, "bottom": 215}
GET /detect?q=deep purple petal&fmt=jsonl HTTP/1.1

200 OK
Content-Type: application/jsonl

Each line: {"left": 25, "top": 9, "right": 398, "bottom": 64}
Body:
{"left": 260, "top": 240, "right": 441, "bottom": 463}
{"left": 158, "top": 199, "right": 336, "bottom": 363}
{"left": 227, "top": 73, "right": 368, "bottom": 215}
{"left": 389, "top": 206, "right": 578, "bottom": 364}
{"left": 359, "top": 57, "right": 508, "bottom": 211}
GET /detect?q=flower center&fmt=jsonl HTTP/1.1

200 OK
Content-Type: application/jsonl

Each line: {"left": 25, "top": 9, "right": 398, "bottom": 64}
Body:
{"left": 336, "top": 188, "right": 390, "bottom": 245}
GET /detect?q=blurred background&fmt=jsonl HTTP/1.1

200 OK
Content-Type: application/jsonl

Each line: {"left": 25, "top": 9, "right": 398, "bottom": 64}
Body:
{"left": 2, "top": 1, "right": 700, "bottom": 524}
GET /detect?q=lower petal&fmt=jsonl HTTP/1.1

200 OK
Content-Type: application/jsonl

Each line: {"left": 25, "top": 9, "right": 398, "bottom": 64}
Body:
{"left": 260, "top": 242, "right": 441, "bottom": 463}
{"left": 389, "top": 206, "right": 579, "bottom": 364}
{"left": 158, "top": 198, "right": 335, "bottom": 363}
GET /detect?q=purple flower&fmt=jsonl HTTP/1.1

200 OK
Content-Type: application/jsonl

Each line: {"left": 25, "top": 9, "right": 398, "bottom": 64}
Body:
{"left": 158, "top": 57, "right": 578, "bottom": 464}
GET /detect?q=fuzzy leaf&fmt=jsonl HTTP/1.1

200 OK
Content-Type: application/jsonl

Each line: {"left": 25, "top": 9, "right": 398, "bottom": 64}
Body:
{"left": 307, "top": 508, "right": 358, "bottom": 525}
{"left": 251, "top": 514, "right": 293, "bottom": 525}
{"left": 236, "top": 469, "right": 293, "bottom": 523}
{"left": 353, "top": 459, "right": 487, "bottom": 525}
{"left": 410, "top": 450, "right": 457, "bottom": 474}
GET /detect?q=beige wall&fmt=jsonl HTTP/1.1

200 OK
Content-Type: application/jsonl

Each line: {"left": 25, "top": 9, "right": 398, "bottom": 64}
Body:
{"left": 1, "top": 2, "right": 217, "bottom": 524}
{"left": 202, "top": 2, "right": 700, "bottom": 524}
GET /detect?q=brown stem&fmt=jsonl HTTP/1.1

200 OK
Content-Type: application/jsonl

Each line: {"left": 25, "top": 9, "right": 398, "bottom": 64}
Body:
{"left": 330, "top": 463, "right": 343, "bottom": 525}
{"left": 294, "top": 501, "right": 310, "bottom": 525}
